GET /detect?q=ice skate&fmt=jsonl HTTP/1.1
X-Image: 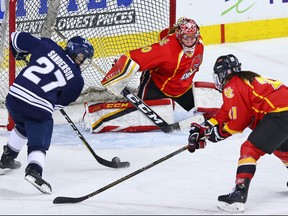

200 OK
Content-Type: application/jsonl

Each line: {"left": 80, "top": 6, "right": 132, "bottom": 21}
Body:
{"left": 217, "top": 178, "right": 250, "bottom": 213}
{"left": 24, "top": 164, "right": 52, "bottom": 195}
{"left": 0, "top": 145, "right": 21, "bottom": 175}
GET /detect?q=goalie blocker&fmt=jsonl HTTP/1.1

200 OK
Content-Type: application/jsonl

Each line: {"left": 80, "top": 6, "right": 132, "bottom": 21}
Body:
{"left": 101, "top": 55, "right": 140, "bottom": 96}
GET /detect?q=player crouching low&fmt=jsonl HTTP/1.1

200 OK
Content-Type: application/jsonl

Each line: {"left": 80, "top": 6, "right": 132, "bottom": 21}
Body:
{"left": 188, "top": 54, "right": 288, "bottom": 213}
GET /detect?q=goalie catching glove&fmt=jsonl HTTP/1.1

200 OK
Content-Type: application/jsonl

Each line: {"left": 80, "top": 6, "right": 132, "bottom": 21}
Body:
{"left": 101, "top": 55, "right": 140, "bottom": 96}
{"left": 204, "top": 119, "right": 231, "bottom": 143}
{"left": 188, "top": 123, "right": 207, "bottom": 153}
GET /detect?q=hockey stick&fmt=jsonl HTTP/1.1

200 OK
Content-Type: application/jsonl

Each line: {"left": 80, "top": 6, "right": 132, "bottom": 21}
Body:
{"left": 52, "top": 27, "right": 204, "bottom": 133}
{"left": 53, "top": 144, "right": 188, "bottom": 204}
{"left": 60, "top": 109, "right": 130, "bottom": 168}
{"left": 121, "top": 87, "right": 204, "bottom": 133}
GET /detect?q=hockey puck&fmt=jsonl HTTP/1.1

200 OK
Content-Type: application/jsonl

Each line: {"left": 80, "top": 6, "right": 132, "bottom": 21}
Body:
{"left": 112, "top": 157, "right": 121, "bottom": 165}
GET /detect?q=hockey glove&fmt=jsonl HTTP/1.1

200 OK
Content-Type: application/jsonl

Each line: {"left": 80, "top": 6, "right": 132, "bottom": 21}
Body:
{"left": 10, "top": 41, "right": 28, "bottom": 61}
{"left": 188, "top": 123, "right": 207, "bottom": 153}
{"left": 204, "top": 120, "right": 231, "bottom": 143}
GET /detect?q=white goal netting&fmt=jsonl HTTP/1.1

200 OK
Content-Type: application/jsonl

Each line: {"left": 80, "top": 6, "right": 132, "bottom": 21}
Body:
{"left": 0, "top": 0, "right": 174, "bottom": 127}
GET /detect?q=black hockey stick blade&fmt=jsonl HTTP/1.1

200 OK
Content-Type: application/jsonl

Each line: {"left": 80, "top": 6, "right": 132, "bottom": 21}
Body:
{"left": 53, "top": 145, "right": 188, "bottom": 204}
{"left": 53, "top": 196, "right": 87, "bottom": 204}
{"left": 110, "top": 160, "right": 130, "bottom": 169}
{"left": 60, "top": 109, "right": 130, "bottom": 169}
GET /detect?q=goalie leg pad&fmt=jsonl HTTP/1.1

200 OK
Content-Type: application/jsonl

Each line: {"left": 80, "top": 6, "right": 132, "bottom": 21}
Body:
{"left": 101, "top": 55, "right": 140, "bottom": 96}
{"left": 82, "top": 98, "right": 174, "bottom": 133}
{"left": 192, "top": 81, "right": 223, "bottom": 113}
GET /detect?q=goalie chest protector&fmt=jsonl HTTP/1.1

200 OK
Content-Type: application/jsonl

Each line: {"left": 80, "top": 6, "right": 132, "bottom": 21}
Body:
{"left": 83, "top": 98, "right": 175, "bottom": 133}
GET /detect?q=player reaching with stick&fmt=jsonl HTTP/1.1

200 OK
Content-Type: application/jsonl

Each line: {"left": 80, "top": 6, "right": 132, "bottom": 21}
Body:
{"left": 188, "top": 54, "right": 288, "bottom": 213}
{"left": 0, "top": 32, "right": 94, "bottom": 194}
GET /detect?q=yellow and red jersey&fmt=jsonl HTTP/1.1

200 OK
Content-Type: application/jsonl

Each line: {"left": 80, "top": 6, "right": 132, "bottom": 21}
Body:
{"left": 126, "top": 30, "right": 204, "bottom": 97}
{"left": 212, "top": 75, "right": 288, "bottom": 134}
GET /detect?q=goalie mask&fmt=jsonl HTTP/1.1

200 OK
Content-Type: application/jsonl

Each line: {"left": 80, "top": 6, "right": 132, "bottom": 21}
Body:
{"left": 213, "top": 54, "right": 242, "bottom": 92}
{"left": 65, "top": 36, "right": 94, "bottom": 71}
{"left": 175, "top": 17, "right": 200, "bottom": 56}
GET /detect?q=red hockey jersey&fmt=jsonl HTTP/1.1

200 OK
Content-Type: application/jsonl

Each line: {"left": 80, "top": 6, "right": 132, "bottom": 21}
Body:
{"left": 213, "top": 76, "right": 288, "bottom": 134}
{"left": 127, "top": 31, "right": 204, "bottom": 97}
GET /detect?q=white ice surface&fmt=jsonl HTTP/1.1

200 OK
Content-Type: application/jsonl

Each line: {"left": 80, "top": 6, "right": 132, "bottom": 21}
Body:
{"left": 1, "top": 37, "right": 288, "bottom": 215}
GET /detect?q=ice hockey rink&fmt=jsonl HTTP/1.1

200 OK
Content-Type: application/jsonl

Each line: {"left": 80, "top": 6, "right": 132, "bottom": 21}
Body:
{"left": 0, "top": 36, "right": 288, "bottom": 215}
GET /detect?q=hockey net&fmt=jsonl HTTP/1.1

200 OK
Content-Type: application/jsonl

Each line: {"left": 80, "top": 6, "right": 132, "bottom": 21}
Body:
{"left": 0, "top": 0, "right": 176, "bottom": 129}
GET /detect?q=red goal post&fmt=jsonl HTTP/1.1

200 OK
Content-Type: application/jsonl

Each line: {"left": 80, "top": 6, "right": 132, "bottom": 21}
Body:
{"left": 0, "top": 0, "right": 176, "bottom": 130}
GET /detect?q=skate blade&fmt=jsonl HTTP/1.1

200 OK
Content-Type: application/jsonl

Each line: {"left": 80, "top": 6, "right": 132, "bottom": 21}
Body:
{"left": 217, "top": 201, "right": 245, "bottom": 213}
{"left": 24, "top": 175, "right": 52, "bottom": 195}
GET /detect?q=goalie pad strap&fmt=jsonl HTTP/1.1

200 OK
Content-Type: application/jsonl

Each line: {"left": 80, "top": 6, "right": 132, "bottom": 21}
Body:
{"left": 193, "top": 81, "right": 216, "bottom": 89}
{"left": 101, "top": 55, "right": 140, "bottom": 96}
{"left": 87, "top": 99, "right": 173, "bottom": 112}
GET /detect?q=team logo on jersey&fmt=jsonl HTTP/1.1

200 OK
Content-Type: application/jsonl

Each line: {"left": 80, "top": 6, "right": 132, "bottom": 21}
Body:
{"left": 224, "top": 86, "right": 234, "bottom": 98}
{"left": 181, "top": 68, "right": 196, "bottom": 80}
{"left": 181, "top": 54, "right": 202, "bottom": 80}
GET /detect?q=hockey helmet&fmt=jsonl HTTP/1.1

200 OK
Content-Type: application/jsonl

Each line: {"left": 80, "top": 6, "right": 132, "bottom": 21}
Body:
{"left": 65, "top": 36, "right": 94, "bottom": 70}
{"left": 213, "top": 54, "right": 242, "bottom": 92}
{"left": 175, "top": 17, "right": 200, "bottom": 56}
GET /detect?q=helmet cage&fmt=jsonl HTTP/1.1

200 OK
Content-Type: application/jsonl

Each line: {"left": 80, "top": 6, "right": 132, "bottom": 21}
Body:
{"left": 213, "top": 67, "right": 233, "bottom": 92}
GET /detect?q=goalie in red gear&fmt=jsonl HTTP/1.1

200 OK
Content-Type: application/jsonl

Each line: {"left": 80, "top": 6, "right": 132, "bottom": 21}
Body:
{"left": 133, "top": 17, "right": 203, "bottom": 112}
{"left": 188, "top": 54, "right": 288, "bottom": 213}
{"left": 102, "top": 17, "right": 204, "bottom": 113}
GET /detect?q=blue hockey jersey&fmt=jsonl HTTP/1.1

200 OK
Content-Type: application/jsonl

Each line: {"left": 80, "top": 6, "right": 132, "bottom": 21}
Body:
{"left": 7, "top": 32, "right": 84, "bottom": 119}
